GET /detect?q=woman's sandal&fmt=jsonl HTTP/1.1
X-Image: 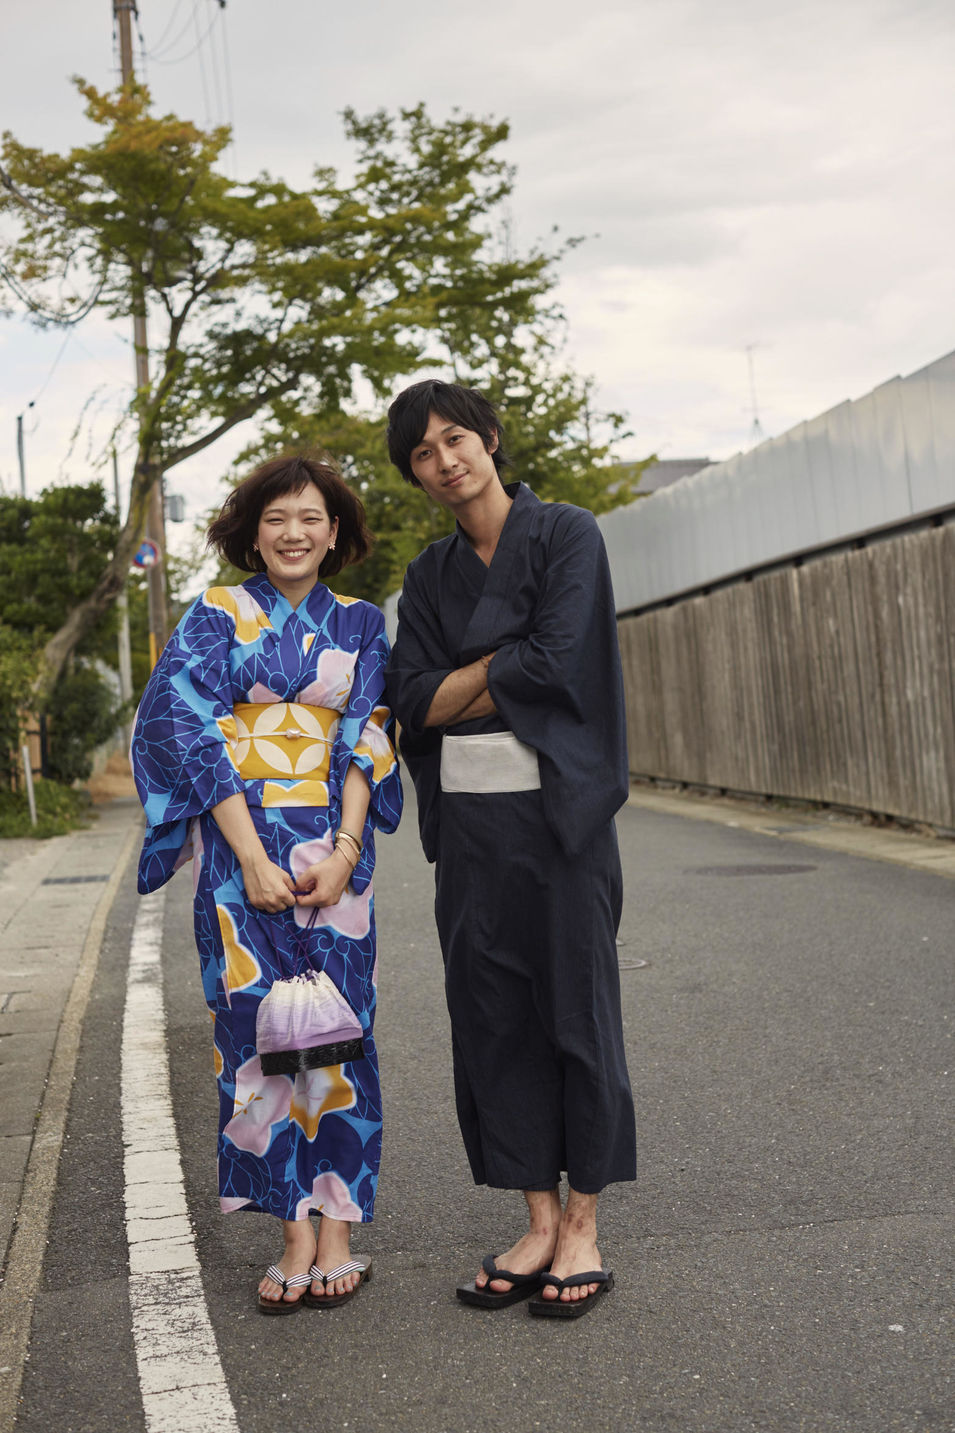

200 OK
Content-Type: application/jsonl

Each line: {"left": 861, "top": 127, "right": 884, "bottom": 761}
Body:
{"left": 303, "top": 1258, "right": 372, "bottom": 1309}
{"left": 256, "top": 1264, "right": 311, "bottom": 1316}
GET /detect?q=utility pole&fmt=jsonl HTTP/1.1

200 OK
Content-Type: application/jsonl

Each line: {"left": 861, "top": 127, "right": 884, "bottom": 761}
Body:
{"left": 112, "top": 449, "right": 134, "bottom": 741}
{"left": 113, "top": 0, "right": 168, "bottom": 667}
{"left": 16, "top": 410, "right": 28, "bottom": 496}
{"left": 745, "top": 343, "right": 765, "bottom": 448}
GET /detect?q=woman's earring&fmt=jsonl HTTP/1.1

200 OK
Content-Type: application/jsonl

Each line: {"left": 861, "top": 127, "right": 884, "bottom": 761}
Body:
{"left": 328, "top": 540, "right": 336, "bottom": 551}
{"left": 253, "top": 542, "right": 259, "bottom": 551}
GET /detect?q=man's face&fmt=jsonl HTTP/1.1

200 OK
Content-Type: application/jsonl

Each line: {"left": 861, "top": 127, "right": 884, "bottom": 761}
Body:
{"left": 409, "top": 411, "right": 499, "bottom": 508}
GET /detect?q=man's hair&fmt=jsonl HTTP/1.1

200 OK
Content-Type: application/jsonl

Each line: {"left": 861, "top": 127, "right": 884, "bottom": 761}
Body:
{"left": 206, "top": 453, "right": 372, "bottom": 576}
{"left": 386, "top": 380, "right": 509, "bottom": 487}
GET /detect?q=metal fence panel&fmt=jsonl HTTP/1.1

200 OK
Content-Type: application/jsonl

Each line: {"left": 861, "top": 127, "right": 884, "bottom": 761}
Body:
{"left": 600, "top": 349, "right": 955, "bottom": 612}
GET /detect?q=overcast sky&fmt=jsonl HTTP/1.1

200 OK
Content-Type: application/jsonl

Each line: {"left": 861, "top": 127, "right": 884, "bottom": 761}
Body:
{"left": 1, "top": 0, "right": 953, "bottom": 538}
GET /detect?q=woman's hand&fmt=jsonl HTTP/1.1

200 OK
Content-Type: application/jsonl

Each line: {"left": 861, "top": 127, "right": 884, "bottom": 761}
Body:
{"left": 295, "top": 850, "right": 352, "bottom": 909}
{"left": 241, "top": 854, "right": 298, "bottom": 913}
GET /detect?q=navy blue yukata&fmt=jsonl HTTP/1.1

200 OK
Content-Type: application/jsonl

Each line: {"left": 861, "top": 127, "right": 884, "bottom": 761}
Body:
{"left": 386, "top": 482, "right": 637, "bottom": 1193}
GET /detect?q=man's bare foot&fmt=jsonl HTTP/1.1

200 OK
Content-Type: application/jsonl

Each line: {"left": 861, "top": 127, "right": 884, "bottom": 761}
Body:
{"left": 475, "top": 1188, "right": 562, "bottom": 1294}
{"left": 310, "top": 1214, "right": 361, "bottom": 1299}
{"left": 540, "top": 1189, "right": 602, "bottom": 1304}
{"left": 258, "top": 1217, "right": 316, "bottom": 1306}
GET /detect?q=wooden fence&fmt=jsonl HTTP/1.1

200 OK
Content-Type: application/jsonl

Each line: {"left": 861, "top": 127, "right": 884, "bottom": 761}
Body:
{"left": 617, "top": 517, "right": 955, "bottom": 831}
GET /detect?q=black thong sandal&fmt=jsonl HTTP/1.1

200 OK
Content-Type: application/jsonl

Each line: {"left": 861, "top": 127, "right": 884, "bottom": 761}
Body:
{"left": 456, "top": 1254, "right": 549, "bottom": 1309}
{"left": 528, "top": 1269, "right": 614, "bottom": 1318}
{"left": 257, "top": 1264, "right": 310, "bottom": 1316}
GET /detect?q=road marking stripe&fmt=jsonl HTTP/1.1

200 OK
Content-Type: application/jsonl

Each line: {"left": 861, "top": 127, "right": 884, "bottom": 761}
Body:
{"left": 122, "top": 890, "right": 239, "bottom": 1433}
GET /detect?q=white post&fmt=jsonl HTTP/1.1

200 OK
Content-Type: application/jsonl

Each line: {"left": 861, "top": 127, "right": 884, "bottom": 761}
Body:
{"left": 21, "top": 745, "right": 37, "bottom": 828}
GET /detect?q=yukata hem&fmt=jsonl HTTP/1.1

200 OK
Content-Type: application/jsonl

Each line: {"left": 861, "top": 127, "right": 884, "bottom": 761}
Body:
{"left": 473, "top": 1171, "right": 631, "bottom": 1195}
{"left": 222, "top": 1197, "right": 374, "bottom": 1224}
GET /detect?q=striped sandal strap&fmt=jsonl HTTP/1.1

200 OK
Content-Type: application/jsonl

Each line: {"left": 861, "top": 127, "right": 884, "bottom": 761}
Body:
{"left": 325, "top": 1260, "right": 364, "bottom": 1282}
{"left": 308, "top": 1265, "right": 326, "bottom": 1283}
{"left": 265, "top": 1264, "right": 311, "bottom": 1291}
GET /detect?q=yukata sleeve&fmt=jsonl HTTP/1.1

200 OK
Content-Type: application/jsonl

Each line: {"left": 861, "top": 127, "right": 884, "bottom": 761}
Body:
{"left": 384, "top": 558, "right": 455, "bottom": 741}
{"left": 131, "top": 594, "right": 245, "bottom": 892}
{"left": 329, "top": 605, "right": 403, "bottom": 894}
{"left": 383, "top": 558, "right": 453, "bottom": 863}
{"left": 488, "top": 507, "right": 629, "bottom": 853}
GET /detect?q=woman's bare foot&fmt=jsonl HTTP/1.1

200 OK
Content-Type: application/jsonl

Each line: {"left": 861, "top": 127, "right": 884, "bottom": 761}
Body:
{"left": 258, "top": 1217, "right": 316, "bottom": 1307}
{"left": 475, "top": 1188, "right": 562, "bottom": 1294}
{"left": 310, "top": 1214, "right": 361, "bottom": 1299}
{"left": 540, "top": 1188, "right": 603, "bottom": 1304}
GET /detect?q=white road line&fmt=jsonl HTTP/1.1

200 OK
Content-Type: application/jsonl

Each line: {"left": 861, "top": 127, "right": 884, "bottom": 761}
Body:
{"left": 121, "top": 889, "right": 240, "bottom": 1433}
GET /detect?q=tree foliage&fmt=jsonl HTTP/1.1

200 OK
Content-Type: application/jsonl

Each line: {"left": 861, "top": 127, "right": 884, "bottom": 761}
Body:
{"left": 223, "top": 342, "right": 645, "bottom": 608}
{"left": 1, "top": 84, "right": 560, "bottom": 697}
{"left": 0, "top": 484, "right": 121, "bottom": 786}
{"left": 4, "top": 82, "right": 648, "bottom": 656}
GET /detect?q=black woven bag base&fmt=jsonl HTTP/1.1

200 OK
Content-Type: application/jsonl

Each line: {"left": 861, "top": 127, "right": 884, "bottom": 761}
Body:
{"left": 260, "top": 1037, "right": 365, "bottom": 1076}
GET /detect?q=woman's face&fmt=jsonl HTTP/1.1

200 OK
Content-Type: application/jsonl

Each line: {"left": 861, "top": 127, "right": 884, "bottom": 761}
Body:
{"left": 255, "top": 482, "right": 339, "bottom": 602}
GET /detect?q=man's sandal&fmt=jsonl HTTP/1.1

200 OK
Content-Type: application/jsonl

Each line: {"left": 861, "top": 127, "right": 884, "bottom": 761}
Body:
{"left": 256, "top": 1264, "right": 310, "bottom": 1315}
{"left": 456, "top": 1254, "right": 549, "bottom": 1309}
{"left": 527, "top": 1269, "right": 614, "bottom": 1318}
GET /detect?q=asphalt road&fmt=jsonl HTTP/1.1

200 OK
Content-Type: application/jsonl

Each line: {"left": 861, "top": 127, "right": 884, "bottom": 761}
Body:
{"left": 13, "top": 783, "right": 954, "bottom": 1433}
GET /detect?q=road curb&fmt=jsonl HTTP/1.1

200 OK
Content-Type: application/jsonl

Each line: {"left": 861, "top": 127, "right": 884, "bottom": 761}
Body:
{"left": 626, "top": 784, "right": 955, "bottom": 880}
{"left": 0, "top": 816, "right": 140, "bottom": 1433}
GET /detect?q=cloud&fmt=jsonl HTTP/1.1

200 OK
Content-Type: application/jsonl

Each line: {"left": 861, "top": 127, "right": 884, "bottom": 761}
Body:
{"left": 1, "top": 0, "right": 953, "bottom": 488}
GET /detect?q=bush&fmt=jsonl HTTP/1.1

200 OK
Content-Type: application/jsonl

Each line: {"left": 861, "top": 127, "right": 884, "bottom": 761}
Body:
{"left": 0, "top": 626, "right": 37, "bottom": 790}
{"left": 0, "top": 778, "right": 92, "bottom": 837}
{"left": 44, "top": 665, "right": 121, "bottom": 786}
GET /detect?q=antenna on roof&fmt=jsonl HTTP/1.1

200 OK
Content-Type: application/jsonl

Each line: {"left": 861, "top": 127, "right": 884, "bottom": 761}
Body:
{"left": 745, "top": 343, "right": 765, "bottom": 447}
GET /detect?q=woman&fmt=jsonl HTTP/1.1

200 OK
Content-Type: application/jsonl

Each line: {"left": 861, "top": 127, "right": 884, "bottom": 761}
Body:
{"left": 132, "top": 454, "right": 402, "bottom": 1315}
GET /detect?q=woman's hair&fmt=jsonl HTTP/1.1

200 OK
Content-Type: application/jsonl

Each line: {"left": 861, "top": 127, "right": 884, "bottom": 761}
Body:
{"left": 206, "top": 454, "right": 372, "bottom": 577}
{"left": 386, "top": 380, "right": 509, "bottom": 487}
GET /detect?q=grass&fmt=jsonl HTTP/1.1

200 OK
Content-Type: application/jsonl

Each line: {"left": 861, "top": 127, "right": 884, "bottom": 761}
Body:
{"left": 0, "top": 779, "right": 95, "bottom": 838}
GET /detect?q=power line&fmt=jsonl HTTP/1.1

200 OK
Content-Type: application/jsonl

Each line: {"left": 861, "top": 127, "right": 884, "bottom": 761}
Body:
{"left": 0, "top": 258, "right": 105, "bottom": 326}
{"left": 146, "top": 1, "right": 221, "bottom": 66}
{"left": 150, "top": 0, "right": 188, "bottom": 51}
{"left": 193, "top": 1, "right": 212, "bottom": 125}
{"left": 27, "top": 329, "right": 76, "bottom": 407}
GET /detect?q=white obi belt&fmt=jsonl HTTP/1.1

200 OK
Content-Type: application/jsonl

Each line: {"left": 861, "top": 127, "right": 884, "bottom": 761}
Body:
{"left": 440, "top": 731, "right": 541, "bottom": 794}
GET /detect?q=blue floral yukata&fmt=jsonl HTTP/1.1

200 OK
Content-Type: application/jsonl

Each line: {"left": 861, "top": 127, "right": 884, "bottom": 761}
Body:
{"left": 132, "top": 574, "right": 402, "bottom": 1223}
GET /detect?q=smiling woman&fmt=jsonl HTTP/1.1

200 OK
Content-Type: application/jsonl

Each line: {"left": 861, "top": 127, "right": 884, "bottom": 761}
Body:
{"left": 130, "top": 451, "right": 402, "bottom": 1317}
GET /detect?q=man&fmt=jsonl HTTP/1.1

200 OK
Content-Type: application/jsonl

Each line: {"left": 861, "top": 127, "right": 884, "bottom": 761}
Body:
{"left": 385, "top": 380, "right": 636, "bottom": 1317}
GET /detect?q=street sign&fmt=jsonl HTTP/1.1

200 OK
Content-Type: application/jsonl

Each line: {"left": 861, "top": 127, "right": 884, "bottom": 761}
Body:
{"left": 132, "top": 538, "right": 161, "bottom": 570}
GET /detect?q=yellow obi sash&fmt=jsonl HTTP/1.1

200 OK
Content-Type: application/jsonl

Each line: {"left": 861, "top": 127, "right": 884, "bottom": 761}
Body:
{"left": 226, "top": 703, "right": 340, "bottom": 806}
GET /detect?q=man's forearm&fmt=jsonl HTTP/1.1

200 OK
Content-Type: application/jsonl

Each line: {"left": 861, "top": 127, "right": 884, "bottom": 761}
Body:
{"left": 424, "top": 655, "right": 494, "bottom": 727}
{"left": 448, "top": 689, "right": 497, "bottom": 725}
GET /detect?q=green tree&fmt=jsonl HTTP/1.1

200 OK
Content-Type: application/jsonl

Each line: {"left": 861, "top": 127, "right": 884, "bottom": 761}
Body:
{"left": 0, "top": 84, "right": 558, "bottom": 699}
{"left": 0, "top": 483, "right": 121, "bottom": 785}
{"left": 224, "top": 341, "right": 646, "bottom": 608}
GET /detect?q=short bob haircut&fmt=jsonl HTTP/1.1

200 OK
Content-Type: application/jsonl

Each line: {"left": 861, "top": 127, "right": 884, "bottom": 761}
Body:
{"left": 386, "top": 380, "right": 509, "bottom": 487}
{"left": 206, "top": 453, "right": 372, "bottom": 578}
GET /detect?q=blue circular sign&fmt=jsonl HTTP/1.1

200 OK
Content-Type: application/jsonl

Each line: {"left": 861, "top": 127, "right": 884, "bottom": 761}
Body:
{"left": 133, "top": 538, "right": 161, "bottom": 570}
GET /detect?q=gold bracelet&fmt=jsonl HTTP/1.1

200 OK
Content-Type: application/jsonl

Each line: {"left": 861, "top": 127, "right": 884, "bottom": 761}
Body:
{"left": 332, "top": 843, "right": 358, "bottom": 871}
{"left": 336, "top": 828, "right": 363, "bottom": 855}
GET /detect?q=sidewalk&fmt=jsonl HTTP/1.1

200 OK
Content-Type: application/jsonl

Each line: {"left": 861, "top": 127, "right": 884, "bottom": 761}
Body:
{"left": 0, "top": 796, "right": 142, "bottom": 1433}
